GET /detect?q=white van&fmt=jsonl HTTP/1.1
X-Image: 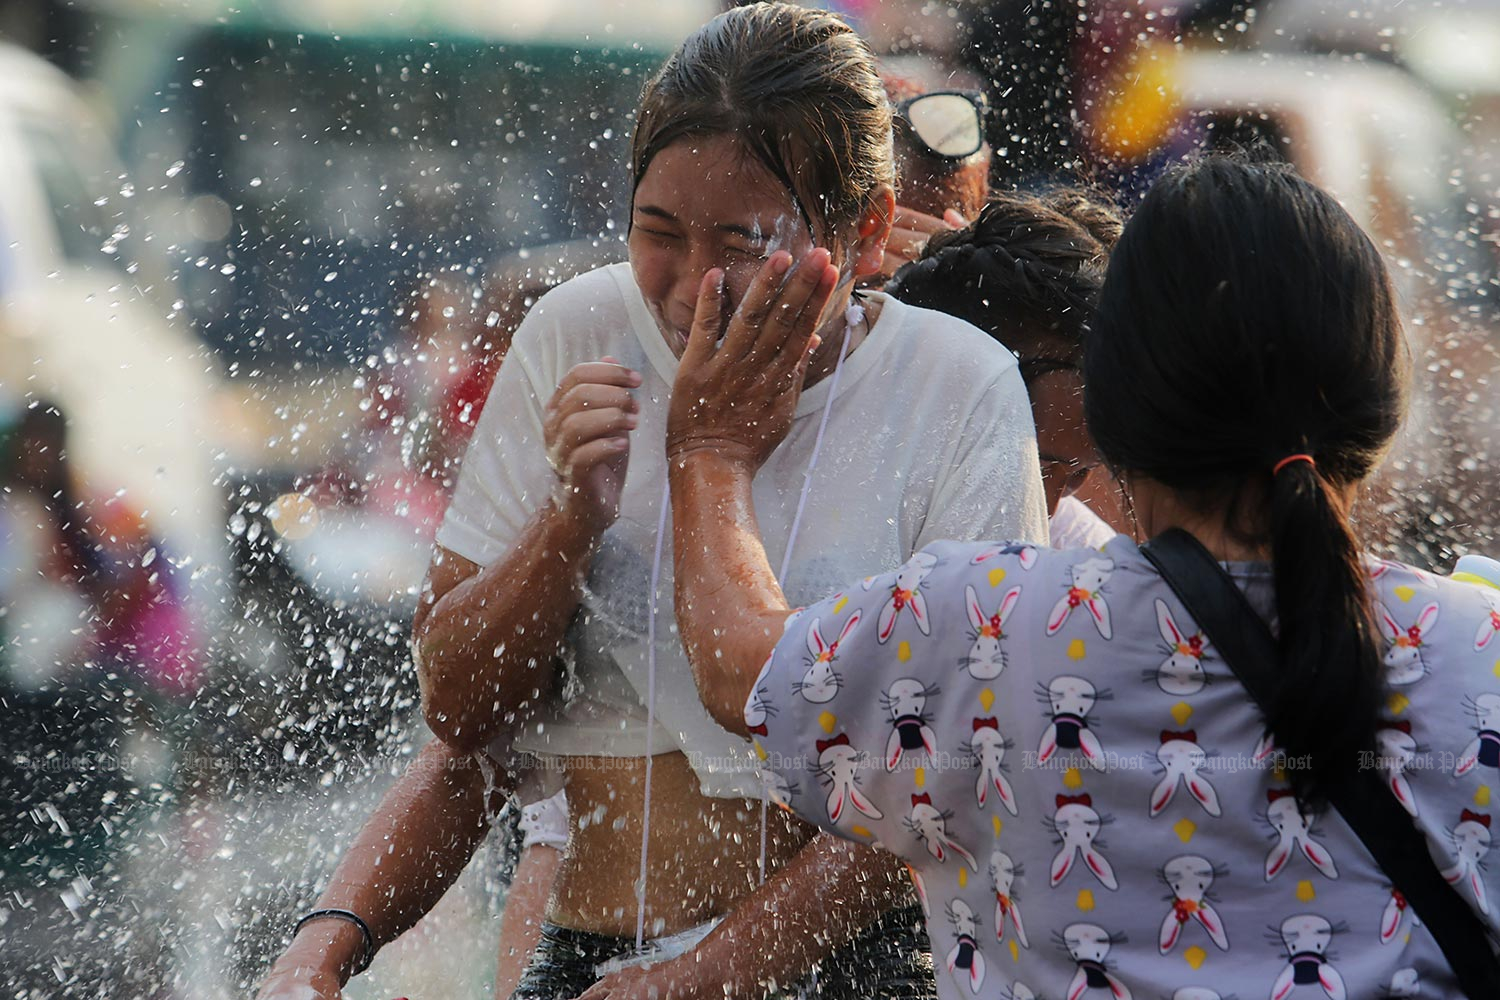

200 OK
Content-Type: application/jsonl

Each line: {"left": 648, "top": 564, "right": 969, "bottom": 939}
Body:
{"left": 0, "top": 42, "right": 222, "bottom": 580}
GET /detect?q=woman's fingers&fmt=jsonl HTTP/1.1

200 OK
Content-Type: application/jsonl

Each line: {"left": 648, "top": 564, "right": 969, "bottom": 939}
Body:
{"left": 751, "top": 250, "right": 837, "bottom": 365}
{"left": 884, "top": 225, "right": 931, "bottom": 267}
{"left": 550, "top": 382, "right": 638, "bottom": 418}
{"left": 718, "top": 251, "right": 794, "bottom": 359}
{"left": 681, "top": 267, "right": 725, "bottom": 370}
{"left": 554, "top": 407, "right": 638, "bottom": 456}
{"left": 893, "top": 204, "right": 950, "bottom": 235}
{"left": 555, "top": 360, "right": 643, "bottom": 397}
{"left": 566, "top": 434, "right": 631, "bottom": 476}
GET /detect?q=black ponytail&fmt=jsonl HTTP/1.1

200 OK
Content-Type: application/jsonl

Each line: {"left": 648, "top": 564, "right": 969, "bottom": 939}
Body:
{"left": 1267, "top": 461, "right": 1386, "bottom": 801}
{"left": 1087, "top": 155, "right": 1409, "bottom": 805}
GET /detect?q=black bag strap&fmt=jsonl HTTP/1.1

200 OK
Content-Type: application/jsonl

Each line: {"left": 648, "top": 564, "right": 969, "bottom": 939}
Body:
{"left": 1140, "top": 528, "right": 1500, "bottom": 998}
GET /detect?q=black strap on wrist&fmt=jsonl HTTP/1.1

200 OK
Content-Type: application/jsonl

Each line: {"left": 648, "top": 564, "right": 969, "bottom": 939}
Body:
{"left": 294, "top": 907, "right": 377, "bottom": 976}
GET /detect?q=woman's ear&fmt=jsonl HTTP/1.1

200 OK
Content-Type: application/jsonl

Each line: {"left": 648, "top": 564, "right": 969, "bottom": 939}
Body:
{"left": 850, "top": 185, "right": 896, "bottom": 279}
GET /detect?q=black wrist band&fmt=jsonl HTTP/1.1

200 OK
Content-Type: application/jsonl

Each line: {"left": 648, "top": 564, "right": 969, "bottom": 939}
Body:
{"left": 294, "top": 907, "right": 377, "bottom": 976}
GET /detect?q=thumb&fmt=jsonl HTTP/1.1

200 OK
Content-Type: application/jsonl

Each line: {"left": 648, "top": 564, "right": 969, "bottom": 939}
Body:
{"left": 681, "top": 268, "right": 724, "bottom": 368}
{"left": 943, "top": 208, "right": 969, "bottom": 228}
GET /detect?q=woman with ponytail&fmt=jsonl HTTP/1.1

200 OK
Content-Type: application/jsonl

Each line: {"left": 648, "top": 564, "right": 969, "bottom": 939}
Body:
{"left": 668, "top": 154, "right": 1500, "bottom": 999}
{"left": 887, "top": 189, "right": 1128, "bottom": 545}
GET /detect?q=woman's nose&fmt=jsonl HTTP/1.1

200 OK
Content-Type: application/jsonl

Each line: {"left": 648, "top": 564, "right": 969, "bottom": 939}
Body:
{"left": 672, "top": 245, "right": 721, "bottom": 315}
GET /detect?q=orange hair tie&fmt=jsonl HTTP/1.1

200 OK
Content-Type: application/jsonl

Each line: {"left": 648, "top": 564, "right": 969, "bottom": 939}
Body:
{"left": 1273, "top": 454, "right": 1316, "bottom": 476}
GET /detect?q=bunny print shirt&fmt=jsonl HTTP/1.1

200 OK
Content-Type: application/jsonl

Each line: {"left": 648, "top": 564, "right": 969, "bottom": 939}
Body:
{"left": 438, "top": 263, "right": 1049, "bottom": 800}
{"left": 748, "top": 534, "right": 1500, "bottom": 1000}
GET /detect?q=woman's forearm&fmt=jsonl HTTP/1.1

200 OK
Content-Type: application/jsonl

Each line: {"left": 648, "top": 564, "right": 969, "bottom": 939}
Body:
{"left": 668, "top": 451, "right": 795, "bottom": 736}
{"left": 682, "top": 834, "right": 911, "bottom": 998}
{"left": 271, "top": 740, "right": 494, "bottom": 985}
{"left": 415, "top": 500, "right": 600, "bottom": 750}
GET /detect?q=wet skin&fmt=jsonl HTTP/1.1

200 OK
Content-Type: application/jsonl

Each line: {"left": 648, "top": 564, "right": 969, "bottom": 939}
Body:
{"left": 1030, "top": 367, "right": 1101, "bottom": 516}
{"left": 550, "top": 135, "right": 874, "bottom": 935}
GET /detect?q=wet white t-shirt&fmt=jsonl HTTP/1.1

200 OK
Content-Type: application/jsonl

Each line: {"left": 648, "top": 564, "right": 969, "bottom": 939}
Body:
{"left": 438, "top": 262, "right": 1048, "bottom": 799}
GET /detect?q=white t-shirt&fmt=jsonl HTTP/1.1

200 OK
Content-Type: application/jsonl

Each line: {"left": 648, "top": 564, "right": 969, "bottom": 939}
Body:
{"left": 437, "top": 262, "right": 1048, "bottom": 799}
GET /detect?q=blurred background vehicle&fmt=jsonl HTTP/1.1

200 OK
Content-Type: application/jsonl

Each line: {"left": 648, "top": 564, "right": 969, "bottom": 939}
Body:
{"left": 0, "top": 1, "right": 1497, "bottom": 997}
{"left": 0, "top": 40, "right": 222, "bottom": 589}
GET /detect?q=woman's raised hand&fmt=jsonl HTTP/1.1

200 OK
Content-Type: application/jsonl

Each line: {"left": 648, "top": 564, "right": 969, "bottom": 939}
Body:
{"left": 543, "top": 356, "right": 642, "bottom": 531}
{"left": 666, "top": 249, "right": 839, "bottom": 472}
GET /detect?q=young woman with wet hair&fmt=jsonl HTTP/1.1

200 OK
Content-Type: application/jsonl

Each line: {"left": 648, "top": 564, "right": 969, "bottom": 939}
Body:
{"left": 669, "top": 154, "right": 1500, "bottom": 998}
{"left": 886, "top": 189, "right": 1127, "bottom": 543}
{"left": 257, "top": 5, "right": 1047, "bottom": 999}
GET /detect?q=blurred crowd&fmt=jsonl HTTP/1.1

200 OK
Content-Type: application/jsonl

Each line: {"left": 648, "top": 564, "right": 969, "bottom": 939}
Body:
{"left": 0, "top": 0, "right": 1497, "bottom": 997}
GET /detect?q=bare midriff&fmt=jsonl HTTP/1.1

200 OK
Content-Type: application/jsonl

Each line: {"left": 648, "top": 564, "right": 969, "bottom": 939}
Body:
{"left": 547, "top": 750, "right": 815, "bottom": 937}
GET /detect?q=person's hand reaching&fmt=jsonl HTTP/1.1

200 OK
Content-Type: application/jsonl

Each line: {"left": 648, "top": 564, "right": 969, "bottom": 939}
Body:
{"left": 880, "top": 204, "right": 968, "bottom": 281}
{"left": 666, "top": 249, "right": 838, "bottom": 474}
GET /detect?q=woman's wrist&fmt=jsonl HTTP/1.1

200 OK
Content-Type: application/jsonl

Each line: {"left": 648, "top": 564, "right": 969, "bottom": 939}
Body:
{"left": 278, "top": 918, "right": 367, "bottom": 985}
{"left": 666, "top": 445, "right": 758, "bottom": 483}
{"left": 542, "top": 490, "right": 612, "bottom": 558}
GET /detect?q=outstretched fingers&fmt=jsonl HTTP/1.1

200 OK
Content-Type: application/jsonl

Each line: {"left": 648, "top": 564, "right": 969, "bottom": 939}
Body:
{"left": 681, "top": 267, "right": 725, "bottom": 371}
{"left": 752, "top": 247, "right": 838, "bottom": 368}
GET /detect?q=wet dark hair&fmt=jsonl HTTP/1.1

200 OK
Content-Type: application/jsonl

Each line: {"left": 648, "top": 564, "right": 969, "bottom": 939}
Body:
{"left": 1086, "top": 155, "right": 1409, "bottom": 804}
{"left": 630, "top": 2, "right": 895, "bottom": 239}
{"left": 884, "top": 189, "right": 1121, "bottom": 382}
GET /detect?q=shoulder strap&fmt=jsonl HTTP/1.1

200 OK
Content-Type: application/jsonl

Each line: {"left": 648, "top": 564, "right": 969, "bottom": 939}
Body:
{"left": 1140, "top": 528, "right": 1500, "bottom": 998}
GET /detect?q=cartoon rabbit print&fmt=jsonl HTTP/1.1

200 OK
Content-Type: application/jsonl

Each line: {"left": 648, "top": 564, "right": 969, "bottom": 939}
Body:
{"left": 760, "top": 768, "right": 798, "bottom": 810}
{"left": 1154, "top": 599, "right": 1210, "bottom": 695}
{"left": 1264, "top": 789, "right": 1339, "bottom": 881}
{"left": 1060, "top": 923, "right": 1131, "bottom": 1000}
{"left": 989, "top": 848, "right": 1030, "bottom": 948}
{"left": 1158, "top": 855, "right": 1229, "bottom": 955}
{"left": 1049, "top": 794, "right": 1118, "bottom": 890}
{"left": 1438, "top": 809, "right": 1492, "bottom": 915}
{"left": 795, "top": 612, "right": 861, "bottom": 704}
{"left": 1454, "top": 693, "right": 1500, "bottom": 779}
{"left": 1271, "top": 915, "right": 1346, "bottom": 1000}
{"left": 745, "top": 680, "right": 775, "bottom": 737}
{"left": 1376, "top": 600, "right": 1439, "bottom": 686}
{"left": 945, "top": 898, "right": 986, "bottom": 995}
{"left": 1374, "top": 721, "right": 1418, "bottom": 816}
{"left": 970, "top": 541, "right": 1040, "bottom": 571}
{"left": 814, "top": 734, "right": 882, "bottom": 823}
{"left": 1378, "top": 887, "right": 1412, "bottom": 945}
{"left": 883, "top": 678, "right": 940, "bottom": 771}
{"left": 906, "top": 793, "right": 979, "bottom": 871}
{"left": 867, "top": 551, "right": 936, "bottom": 643}
{"left": 1475, "top": 588, "right": 1500, "bottom": 651}
{"left": 1150, "top": 730, "right": 1222, "bottom": 818}
{"left": 963, "top": 583, "right": 1023, "bottom": 679}
{"left": 1047, "top": 557, "right": 1114, "bottom": 640}
{"left": 966, "top": 717, "right": 1018, "bottom": 815}
{"left": 1038, "top": 676, "right": 1109, "bottom": 770}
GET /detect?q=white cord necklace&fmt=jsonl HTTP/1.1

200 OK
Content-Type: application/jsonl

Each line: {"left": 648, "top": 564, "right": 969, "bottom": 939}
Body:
{"left": 635, "top": 296, "right": 867, "bottom": 950}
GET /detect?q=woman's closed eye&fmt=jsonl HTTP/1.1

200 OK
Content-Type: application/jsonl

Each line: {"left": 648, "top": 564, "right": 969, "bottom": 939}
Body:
{"left": 636, "top": 226, "right": 680, "bottom": 244}
{"left": 724, "top": 243, "right": 768, "bottom": 262}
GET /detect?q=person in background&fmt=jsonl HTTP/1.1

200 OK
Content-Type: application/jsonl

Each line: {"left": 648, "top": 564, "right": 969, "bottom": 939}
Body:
{"left": 667, "top": 153, "right": 1498, "bottom": 999}
{"left": 886, "top": 189, "right": 1130, "bottom": 543}
{"left": 878, "top": 74, "right": 991, "bottom": 283}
